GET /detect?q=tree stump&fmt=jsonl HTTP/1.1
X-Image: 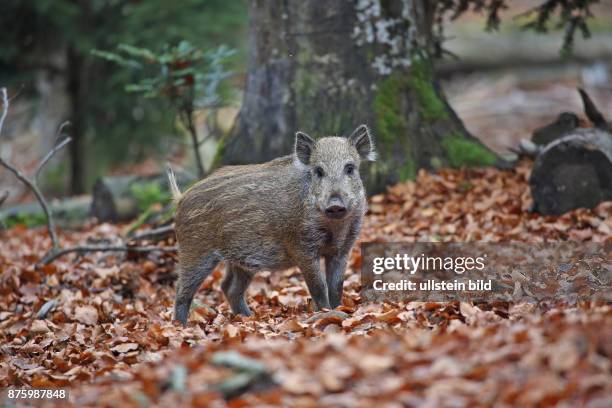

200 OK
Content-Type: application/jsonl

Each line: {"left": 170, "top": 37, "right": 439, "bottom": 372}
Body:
{"left": 529, "top": 129, "right": 612, "bottom": 215}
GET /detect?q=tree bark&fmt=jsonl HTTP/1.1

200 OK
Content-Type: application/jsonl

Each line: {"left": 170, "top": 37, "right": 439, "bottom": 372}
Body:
{"left": 221, "top": 0, "right": 499, "bottom": 193}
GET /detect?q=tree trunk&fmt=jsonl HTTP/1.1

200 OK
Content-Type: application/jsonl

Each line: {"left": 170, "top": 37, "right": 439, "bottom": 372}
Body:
{"left": 221, "top": 0, "right": 499, "bottom": 193}
{"left": 67, "top": 45, "right": 87, "bottom": 195}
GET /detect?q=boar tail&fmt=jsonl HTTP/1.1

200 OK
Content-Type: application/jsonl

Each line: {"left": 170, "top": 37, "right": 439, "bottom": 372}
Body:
{"left": 165, "top": 162, "right": 182, "bottom": 201}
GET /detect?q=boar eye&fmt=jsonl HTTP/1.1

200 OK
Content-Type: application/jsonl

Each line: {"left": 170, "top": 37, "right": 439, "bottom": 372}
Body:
{"left": 345, "top": 163, "right": 355, "bottom": 175}
{"left": 314, "top": 167, "right": 325, "bottom": 178}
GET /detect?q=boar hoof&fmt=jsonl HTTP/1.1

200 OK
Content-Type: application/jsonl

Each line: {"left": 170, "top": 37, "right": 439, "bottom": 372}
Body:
{"left": 232, "top": 307, "right": 252, "bottom": 317}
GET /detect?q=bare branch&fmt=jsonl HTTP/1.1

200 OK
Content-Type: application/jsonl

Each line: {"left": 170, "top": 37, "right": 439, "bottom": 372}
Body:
{"left": 0, "top": 155, "right": 61, "bottom": 248}
{"left": 0, "top": 87, "right": 60, "bottom": 249}
{"left": 35, "top": 121, "right": 72, "bottom": 182}
{"left": 40, "top": 245, "right": 177, "bottom": 265}
{"left": 130, "top": 224, "right": 175, "bottom": 241}
{"left": 178, "top": 109, "right": 205, "bottom": 178}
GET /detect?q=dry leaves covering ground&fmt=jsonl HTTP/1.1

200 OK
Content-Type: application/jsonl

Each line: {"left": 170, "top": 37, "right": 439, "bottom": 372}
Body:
{"left": 1, "top": 160, "right": 611, "bottom": 407}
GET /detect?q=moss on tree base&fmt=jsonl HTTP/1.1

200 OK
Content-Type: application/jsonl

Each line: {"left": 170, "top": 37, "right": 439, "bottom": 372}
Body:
{"left": 407, "top": 58, "right": 449, "bottom": 122}
{"left": 441, "top": 135, "right": 497, "bottom": 168}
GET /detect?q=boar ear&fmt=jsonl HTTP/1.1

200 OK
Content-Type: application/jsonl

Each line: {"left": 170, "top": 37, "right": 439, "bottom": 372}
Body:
{"left": 295, "top": 131, "right": 315, "bottom": 166}
{"left": 348, "top": 124, "right": 376, "bottom": 161}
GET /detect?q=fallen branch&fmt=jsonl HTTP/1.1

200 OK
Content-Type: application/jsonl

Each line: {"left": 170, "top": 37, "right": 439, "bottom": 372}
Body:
{"left": 130, "top": 224, "right": 175, "bottom": 241}
{"left": 40, "top": 245, "right": 177, "bottom": 265}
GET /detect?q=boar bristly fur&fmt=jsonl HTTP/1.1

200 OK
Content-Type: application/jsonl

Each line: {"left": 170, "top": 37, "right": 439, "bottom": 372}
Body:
{"left": 168, "top": 125, "right": 375, "bottom": 325}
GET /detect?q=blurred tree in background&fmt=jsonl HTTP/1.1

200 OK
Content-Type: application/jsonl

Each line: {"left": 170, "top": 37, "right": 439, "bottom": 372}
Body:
{"left": 0, "top": 0, "right": 599, "bottom": 196}
{"left": 222, "top": 0, "right": 498, "bottom": 193}
{"left": 93, "top": 42, "right": 235, "bottom": 178}
{"left": 0, "top": 0, "right": 247, "bottom": 194}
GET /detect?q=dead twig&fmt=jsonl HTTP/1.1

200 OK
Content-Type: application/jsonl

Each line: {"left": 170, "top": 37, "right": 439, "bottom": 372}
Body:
{"left": 130, "top": 224, "right": 175, "bottom": 241}
{"left": 179, "top": 108, "right": 206, "bottom": 179}
{"left": 35, "top": 122, "right": 72, "bottom": 181}
{"left": 0, "top": 88, "right": 69, "bottom": 250}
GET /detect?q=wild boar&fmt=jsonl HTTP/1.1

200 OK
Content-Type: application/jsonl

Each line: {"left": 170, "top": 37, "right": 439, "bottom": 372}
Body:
{"left": 166, "top": 125, "right": 376, "bottom": 325}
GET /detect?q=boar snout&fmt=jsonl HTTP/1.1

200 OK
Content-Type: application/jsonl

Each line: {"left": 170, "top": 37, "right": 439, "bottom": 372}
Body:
{"left": 325, "top": 195, "right": 347, "bottom": 219}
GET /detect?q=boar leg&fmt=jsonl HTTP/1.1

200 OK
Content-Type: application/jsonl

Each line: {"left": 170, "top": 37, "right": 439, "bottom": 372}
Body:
{"left": 299, "top": 259, "right": 331, "bottom": 311}
{"left": 225, "top": 264, "right": 253, "bottom": 316}
{"left": 220, "top": 266, "right": 234, "bottom": 296}
{"left": 174, "top": 252, "right": 221, "bottom": 325}
{"left": 325, "top": 255, "right": 348, "bottom": 309}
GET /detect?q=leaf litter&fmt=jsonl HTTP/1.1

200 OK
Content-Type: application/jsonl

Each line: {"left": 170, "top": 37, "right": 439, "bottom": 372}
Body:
{"left": 0, "top": 160, "right": 610, "bottom": 406}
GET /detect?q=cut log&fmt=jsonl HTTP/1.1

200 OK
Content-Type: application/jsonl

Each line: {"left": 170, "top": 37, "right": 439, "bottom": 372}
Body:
{"left": 91, "top": 171, "right": 195, "bottom": 223}
{"left": 529, "top": 129, "right": 612, "bottom": 215}
{"left": 578, "top": 88, "right": 611, "bottom": 132}
{"left": 531, "top": 112, "right": 580, "bottom": 146}
{"left": 0, "top": 196, "right": 92, "bottom": 229}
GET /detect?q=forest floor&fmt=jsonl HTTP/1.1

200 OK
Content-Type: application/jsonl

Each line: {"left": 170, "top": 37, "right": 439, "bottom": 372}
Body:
{"left": 1, "top": 159, "right": 611, "bottom": 407}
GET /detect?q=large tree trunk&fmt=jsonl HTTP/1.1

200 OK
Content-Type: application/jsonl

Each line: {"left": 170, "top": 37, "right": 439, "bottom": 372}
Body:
{"left": 222, "top": 0, "right": 499, "bottom": 193}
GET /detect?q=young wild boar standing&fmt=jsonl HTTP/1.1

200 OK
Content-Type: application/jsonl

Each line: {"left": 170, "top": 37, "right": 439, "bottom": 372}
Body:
{"left": 167, "top": 125, "right": 376, "bottom": 325}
